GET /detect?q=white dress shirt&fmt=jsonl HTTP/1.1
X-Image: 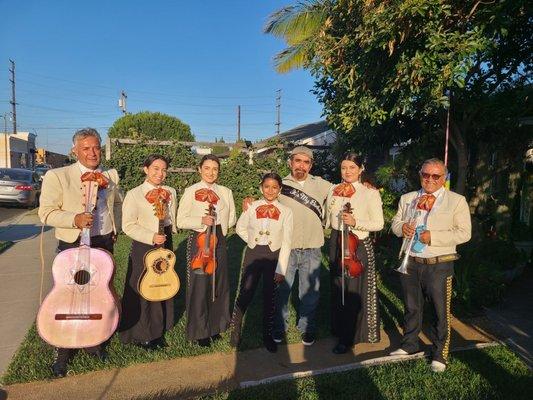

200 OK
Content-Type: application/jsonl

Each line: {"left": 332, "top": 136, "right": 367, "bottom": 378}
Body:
{"left": 78, "top": 162, "right": 113, "bottom": 237}
{"left": 409, "top": 186, "right": 445, "bottom": 258}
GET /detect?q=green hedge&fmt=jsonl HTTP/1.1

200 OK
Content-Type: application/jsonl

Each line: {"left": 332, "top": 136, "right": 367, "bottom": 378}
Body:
{"left": 104, "top": 144, "right": 290, "bottom": 215}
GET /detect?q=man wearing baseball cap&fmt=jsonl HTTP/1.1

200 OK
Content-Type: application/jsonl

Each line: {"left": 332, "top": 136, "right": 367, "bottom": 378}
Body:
{"left": 273, "top": 145, "right": 332, "bottom": 346}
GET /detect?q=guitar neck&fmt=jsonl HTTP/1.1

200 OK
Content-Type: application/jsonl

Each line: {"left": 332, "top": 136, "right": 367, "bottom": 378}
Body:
{"left": 158, "top": 219, "right": 165, "bottom": 235}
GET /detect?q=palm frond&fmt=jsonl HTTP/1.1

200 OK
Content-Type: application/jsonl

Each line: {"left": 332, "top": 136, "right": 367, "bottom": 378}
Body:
{"left": 264, "top": 0, "right": 329, "bottom": 43}
{"left": 273, "top": 41, "right": 314, "bottom": 74}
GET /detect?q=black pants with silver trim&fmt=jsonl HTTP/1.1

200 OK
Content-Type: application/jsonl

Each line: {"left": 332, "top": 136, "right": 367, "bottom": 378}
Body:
{"left": 399, "top": 258, "right": 454, "bottom": 363}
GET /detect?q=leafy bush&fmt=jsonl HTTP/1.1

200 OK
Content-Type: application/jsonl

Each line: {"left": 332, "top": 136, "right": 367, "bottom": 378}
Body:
{"left": 218, "top": 148, "right": 290, "bottom": 215}
{"left": 453, "top": 238, "right": 526, "bottom": 311}
{"left": 103, "top": 141, "right": 198, "bottom": 194}
{"left": 108, "top": 111, "right": 194, "bottom": 141}
{"left": 105, "top": 142, "right": 290, "bottom": 215}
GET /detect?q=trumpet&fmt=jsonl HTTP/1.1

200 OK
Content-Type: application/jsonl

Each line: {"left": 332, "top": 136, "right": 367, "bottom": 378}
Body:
{"left": 396, "top": 208, "right": 421, "bottom": 275}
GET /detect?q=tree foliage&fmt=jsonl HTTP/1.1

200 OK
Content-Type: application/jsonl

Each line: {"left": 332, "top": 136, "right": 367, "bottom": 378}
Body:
{"left": 108, "top": 111, "right": 194, "bottom": 141}
{"left": 266, "top": 0, "right": 532, "bottom": 194}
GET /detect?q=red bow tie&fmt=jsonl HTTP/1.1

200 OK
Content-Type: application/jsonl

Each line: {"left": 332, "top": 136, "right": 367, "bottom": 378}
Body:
{"left": 195, "top": 188, "right": 220, "bottom": 205}
{"left": 145, "top": 188, "right": 171, "bottom": 204}
{"left": 417, "top": 194, "right": 436, "bottom": 211}
{"left": 81, "top": 171, "right": 109, "bottom": 189}
{"left": 333, "top": 182, "right": 355, "bottom": 198}
{"left": 256, "top": 204, "right": 280, "bottom": 220}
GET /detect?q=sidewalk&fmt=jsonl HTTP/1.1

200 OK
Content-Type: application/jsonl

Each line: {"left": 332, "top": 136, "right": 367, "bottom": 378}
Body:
{"left": 2, "top": 317, "right": 497, "bottom": 400}
{"left": 486, "top": 265, "right": 533, "bottom": 368}
{"left": 0, "top": 211, "right": 55, "bottom": 375}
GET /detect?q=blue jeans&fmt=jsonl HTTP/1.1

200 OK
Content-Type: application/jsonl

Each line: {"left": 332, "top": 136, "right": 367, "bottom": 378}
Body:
{"left": 274, "top": 248, "right": 322, "bottom": 335}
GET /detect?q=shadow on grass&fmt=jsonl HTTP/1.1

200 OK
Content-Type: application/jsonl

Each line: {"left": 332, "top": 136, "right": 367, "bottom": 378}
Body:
{"left": 453, "top": 347, "right": 533, "bottom": 399}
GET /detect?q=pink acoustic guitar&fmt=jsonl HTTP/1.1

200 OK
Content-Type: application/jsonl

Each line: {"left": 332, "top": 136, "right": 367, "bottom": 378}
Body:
{"left": 37, "top": 173, "right": 119, "bottom": 348}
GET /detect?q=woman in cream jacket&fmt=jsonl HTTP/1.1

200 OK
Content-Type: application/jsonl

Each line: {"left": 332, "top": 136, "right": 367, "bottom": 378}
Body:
{"left": 176, "top": 154, "right": 236, "bottom": 347}
{"left": 325, "top": 153, "right": 384, "bottom": 354}
{"left": 119, "top": 154, "right": 177, "bottom": 349}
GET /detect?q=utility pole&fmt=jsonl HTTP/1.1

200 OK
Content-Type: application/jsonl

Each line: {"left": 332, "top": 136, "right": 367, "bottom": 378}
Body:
{"left": 237, "top": 105, "right": 241, "bottom": 142}
{"left": 275, "top": 89, "right": 281, "bottom": 136}
{"left": 9, "top": 59, "right": 17, "bottom": 135}
{"left": 118, "top": 90, "right": 128, "bottom": 114}
{"left": 2, "top": 113, "right": 9, "bottom": 167}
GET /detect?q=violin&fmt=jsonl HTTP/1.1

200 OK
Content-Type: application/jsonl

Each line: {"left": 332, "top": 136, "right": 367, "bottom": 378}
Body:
{"left": 337, "top": 203, "right": 364, "bottom": 278}
{"left": 191, "top": 203, "right": 218, "bottom": 275}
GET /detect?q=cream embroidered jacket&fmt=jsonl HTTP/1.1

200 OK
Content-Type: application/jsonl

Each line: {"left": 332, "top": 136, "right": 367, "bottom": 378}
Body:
{"left": 122, "top": 183, "right": 177, "bottom": 245}
{"left": 38, "top": 163, "right": 121, "bottom": 243}
{"left": 236, "top": 199, "right": 294, "bottom": 276}
{"left": 325, "top": 181, "right": 384, "bottom": 239}
{"left": 391, "top": 189, "right": 472, "bottom": 257}
{"left": 176, "top": 181, "right": 236, "bottom": 235}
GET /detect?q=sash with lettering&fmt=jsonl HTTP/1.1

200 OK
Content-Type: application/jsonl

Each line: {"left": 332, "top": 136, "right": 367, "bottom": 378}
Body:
{"left": 281, "top": 184, "right": 323, "bottom": 221}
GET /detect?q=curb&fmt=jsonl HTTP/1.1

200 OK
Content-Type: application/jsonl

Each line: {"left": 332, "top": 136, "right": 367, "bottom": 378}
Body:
{"left": 240, "top": 341, "right": 501, "bottom": 389}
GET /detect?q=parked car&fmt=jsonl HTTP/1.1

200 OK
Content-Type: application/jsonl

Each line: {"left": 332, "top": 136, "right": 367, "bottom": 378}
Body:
{"left": 0, "top": 168, "right": 41, "bottom": 208}
{"left": 34, "top": 164, "right": 52, "bottom": 180}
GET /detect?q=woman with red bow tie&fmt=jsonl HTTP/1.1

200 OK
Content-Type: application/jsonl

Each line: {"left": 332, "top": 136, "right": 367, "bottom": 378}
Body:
{"left": 229, "top": 173, "right": 293, "bottom": 352}
{"left": 176, "top": 154, "right": 236, "bottom": 347}
{"left": 119, "top": 154, "right": 177, "bottom": 349}
{"left": 325, "top": 153, "right": 384, "bottom": 354}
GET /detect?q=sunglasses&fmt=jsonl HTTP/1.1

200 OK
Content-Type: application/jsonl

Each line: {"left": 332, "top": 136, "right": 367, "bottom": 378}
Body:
{"left": 420, "top": 172, "right": 444, "bottom": 181}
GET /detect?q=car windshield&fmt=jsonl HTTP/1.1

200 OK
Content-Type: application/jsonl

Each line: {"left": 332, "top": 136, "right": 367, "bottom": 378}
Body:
{"left": 35, "top": 168, "right": 48, "bottom": 176}
{"left": 0, "top": 169, "right": 32, "bottom": 182}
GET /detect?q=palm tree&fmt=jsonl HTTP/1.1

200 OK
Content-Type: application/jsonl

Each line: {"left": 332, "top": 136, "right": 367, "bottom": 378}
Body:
{"left": 264, "top": 0, "right": 331, "bottom": 73}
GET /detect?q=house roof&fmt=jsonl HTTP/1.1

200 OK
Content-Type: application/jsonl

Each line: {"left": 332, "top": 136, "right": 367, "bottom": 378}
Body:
{"left": 255, "top": 120, "right": 331, "bottom": 148}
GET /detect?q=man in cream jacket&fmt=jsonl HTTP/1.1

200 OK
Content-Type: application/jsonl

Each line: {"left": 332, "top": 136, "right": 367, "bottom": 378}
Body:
{"left": 390, "top": 158, "right": 471, "bottom": 373}
{"left": 38, "top": 128, "right": 121, "bottom": 377}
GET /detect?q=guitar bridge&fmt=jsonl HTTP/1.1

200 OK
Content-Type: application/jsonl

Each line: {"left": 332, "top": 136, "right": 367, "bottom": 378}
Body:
{"left": 55, "top": 314, "right": 102, "bottom": 320}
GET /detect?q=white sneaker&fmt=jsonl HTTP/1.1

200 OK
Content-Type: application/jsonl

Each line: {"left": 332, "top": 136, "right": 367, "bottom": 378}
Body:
{"left": 430, "top": 360, "right": 446, "bottom": 372}
{"left": 389, "top": 348, "right": 410, "bottom": 356}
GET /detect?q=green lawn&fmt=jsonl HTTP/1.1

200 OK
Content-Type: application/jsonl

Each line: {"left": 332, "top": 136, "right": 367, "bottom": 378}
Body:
{"left": 0, "top": 240, "right": 13, "bottom": 254}
{"left": 199, "top": 346, "right": 532, "bottom": 400}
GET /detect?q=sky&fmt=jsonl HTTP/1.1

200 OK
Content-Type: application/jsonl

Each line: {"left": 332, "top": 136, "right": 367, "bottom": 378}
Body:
{"left": 0, "top": 0, "right": 324, "bottom": 155}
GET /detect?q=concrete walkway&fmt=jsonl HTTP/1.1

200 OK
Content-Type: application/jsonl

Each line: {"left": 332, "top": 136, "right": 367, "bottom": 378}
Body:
{"left": 486, "top": 265, "right": 533, "bottom": 368}
{"left": 0, "top": 211, "right": 55, "bottom": 375}
{"left": 2, "top": 317, "right": 497, "bottom": 400}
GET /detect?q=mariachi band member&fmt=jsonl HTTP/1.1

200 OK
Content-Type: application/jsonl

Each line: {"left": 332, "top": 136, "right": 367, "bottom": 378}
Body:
{"left": 272, "top": 146, "right": 332, "bottom": 347}
{"left": 390, "top": 158, "right": 471, "bottom": 372}
{"left": 176, "top": 154, "right": 236, "bottom": 347}
{"left": 230, "top": 173, "right": 293, "bottom": 353}
{"left": 325, "top": 153, "right": 384, "bottom": 354}
{"left": 38, "top": 128, "right": 121, "bottom": 377}
{"left": 119, "top": 154, "right": 177, "bottom": 349}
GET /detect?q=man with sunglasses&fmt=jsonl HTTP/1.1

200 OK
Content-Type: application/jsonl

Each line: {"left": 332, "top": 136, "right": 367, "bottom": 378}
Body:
{"left": 390, "top": 158, "right": 471, "bottom": 372}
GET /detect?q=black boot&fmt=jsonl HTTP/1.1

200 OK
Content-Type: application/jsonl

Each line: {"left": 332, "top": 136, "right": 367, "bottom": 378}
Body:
{"left": 230, "top": 307, "right": 244, "bottom": 347}
{"left": 263, "top": 335, "right": 278, "bottom": 353}
{"left": 51, "top": 348, "right": 70, "bottom": 378}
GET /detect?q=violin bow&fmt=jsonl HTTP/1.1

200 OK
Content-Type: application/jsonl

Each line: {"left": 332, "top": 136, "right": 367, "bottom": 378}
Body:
{"left": 340, "top": 199, "right": 346, "bottom": 306}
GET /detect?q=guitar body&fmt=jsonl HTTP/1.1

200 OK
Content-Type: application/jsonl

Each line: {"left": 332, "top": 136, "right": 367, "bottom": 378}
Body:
{"left": 138, "top": 247, "right": 179, "bottom": 301}
{"left": 37, "top": 247, "right": 119, "bottom": 348}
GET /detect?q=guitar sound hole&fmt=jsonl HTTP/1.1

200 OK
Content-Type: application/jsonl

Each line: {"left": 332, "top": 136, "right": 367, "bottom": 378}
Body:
{"left": 153, "top": 258, "right": 169, "bottom": 274}
{"left": 74, "top": 269, "right": 91, "bottom": 285}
